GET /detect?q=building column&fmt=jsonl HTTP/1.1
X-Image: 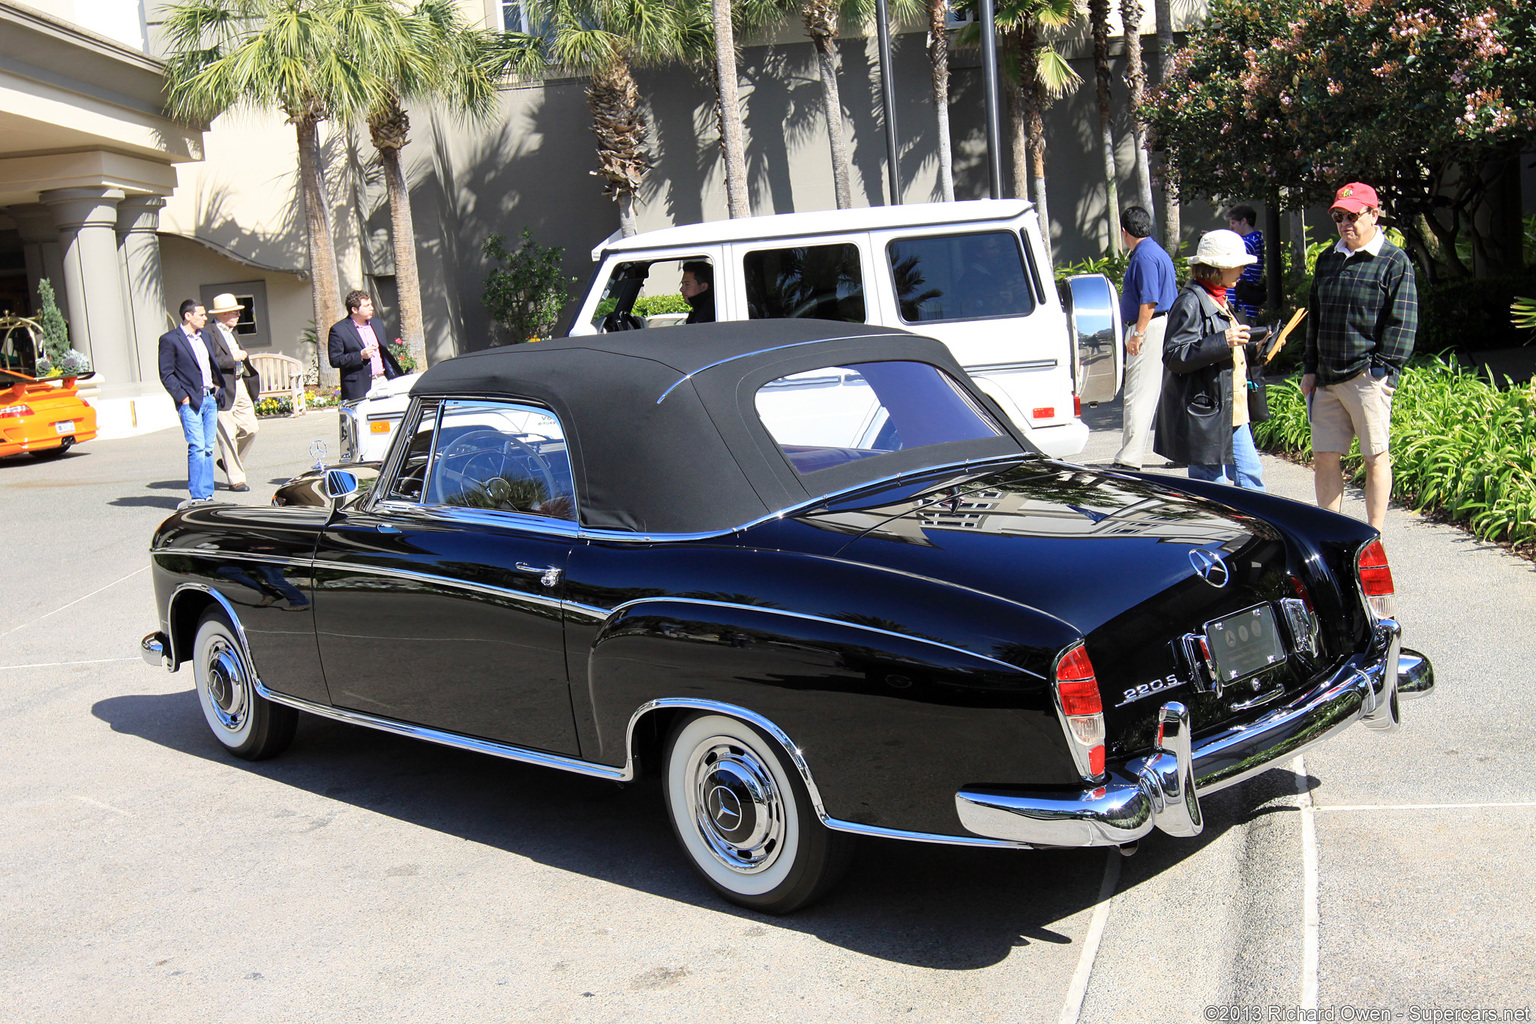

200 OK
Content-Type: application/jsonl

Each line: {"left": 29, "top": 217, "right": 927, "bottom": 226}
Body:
{"left": 11, "top": 204, "right": 68, "bottom": 316}
{"left": 116, "top": 195, "right": 168, "bottom": 386}
{"left": 40, "top": 186, "right": 131, "bottom": 385}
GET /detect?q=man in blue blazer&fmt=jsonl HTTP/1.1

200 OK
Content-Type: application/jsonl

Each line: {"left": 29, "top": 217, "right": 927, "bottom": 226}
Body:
{"left": 158, "top": 299, "right": 224, "bottom": 506}
{"left": 328, "top": 290, "right": 403, "bottom": 402}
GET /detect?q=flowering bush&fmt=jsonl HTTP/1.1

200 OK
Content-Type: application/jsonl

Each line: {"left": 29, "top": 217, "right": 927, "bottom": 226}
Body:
{"left": 1144, "top": 0, "right": 1536, "bottom": 279}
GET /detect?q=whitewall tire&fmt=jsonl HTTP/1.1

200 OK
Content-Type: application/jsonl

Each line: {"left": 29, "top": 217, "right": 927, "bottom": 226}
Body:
{"left": 662, "top": 713, "right": 851, "bottom": 913}
{"left": 191, "top": 610, "right": 296, "bottom": 760}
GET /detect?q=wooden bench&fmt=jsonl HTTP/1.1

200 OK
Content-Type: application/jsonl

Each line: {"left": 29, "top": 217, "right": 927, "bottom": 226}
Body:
{"left": 247, "top": 352, "right": 305, "bottom": 415}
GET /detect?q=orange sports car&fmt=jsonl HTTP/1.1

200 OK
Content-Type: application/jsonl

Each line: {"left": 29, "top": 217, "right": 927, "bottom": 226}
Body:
{"left": 0, "top": 368, "right": 97, "bottom": 460}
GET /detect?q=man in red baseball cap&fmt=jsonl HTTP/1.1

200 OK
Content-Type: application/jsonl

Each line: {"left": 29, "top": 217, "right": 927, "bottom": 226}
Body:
{"left": 1302, "top": 181, "right": 1419, "bottom": 531}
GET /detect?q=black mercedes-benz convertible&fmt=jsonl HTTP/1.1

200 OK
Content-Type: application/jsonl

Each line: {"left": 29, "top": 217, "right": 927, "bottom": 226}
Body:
{"left": 142, "top": 320, "right": 1432, "bottom": 912}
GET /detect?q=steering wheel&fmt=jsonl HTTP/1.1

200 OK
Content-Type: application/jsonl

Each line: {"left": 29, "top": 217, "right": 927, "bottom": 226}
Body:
{"left": 601, "top": 310, "right": 644, "bottom": 332}
{"left": 503, "top": 434, "right": 560, "bottom": 501}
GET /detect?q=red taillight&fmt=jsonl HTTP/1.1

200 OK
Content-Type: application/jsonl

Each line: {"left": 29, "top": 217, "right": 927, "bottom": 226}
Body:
{"left": 1356, "top": 539, "right": 1397, "bottom": 620}
{"left": 1073, "top": 394, "right": 1082, "bottom": 417}
{"left": 1357, "top": 540, "right": 1394, "bottom": 595}
{"left": 1055, "top": 646, "right": 1102, "bottom": 716}
{"left": 1054, "top": 644, "right": 1106, "bottom": 781}
{"left": 0, "top": 403, "right": 33, "bottom": 418}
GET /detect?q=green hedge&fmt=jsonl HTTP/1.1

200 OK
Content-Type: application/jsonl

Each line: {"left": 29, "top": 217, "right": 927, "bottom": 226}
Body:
{"left": 1252, "top": 358, "right": 1536, "bottom": 547}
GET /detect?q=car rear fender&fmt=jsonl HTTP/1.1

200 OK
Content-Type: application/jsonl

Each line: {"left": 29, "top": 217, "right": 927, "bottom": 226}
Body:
{"left": 582, "top": 597, "right": 1082, "bottom": 835}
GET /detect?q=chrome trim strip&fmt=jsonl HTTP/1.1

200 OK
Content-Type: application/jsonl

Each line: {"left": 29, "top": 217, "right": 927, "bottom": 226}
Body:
{"left": 966, "top": 359, "right": 1059, "bottom": 374}
{"left": 565, "top": 602, "right": 611, "bottom": 622}
{"left": 653, "top": 335, "right": 914, "bottom": 404}
{"left": 164, "top": 583, "right": 252, "bottom": 670}
{"left": 155, "top": 548, "right": 313, "bottom": 570}
{"left": 608, "top": 596, "right": 1033, "bottom": 676}
{"left": 258, "top": 684, "right": 632, "bottom": 781}
{"left": 308, "top": 559, "right": 565, "bottom": 613}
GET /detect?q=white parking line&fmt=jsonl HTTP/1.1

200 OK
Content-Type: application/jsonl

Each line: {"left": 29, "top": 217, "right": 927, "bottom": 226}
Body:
{"left": 1314, "top": 801, "right": 1536, "bottom": 812}
{"left": 1294, "top": 755, "right": 1319, "bottom": 1010}
{"left": 1057, "top": 848, "right": 1122, "bottom": 1024}
{"left": 0, "top": 657, "right": 140, "bottom": 671}
{"left": 1, "top": 565, "right": 147, "bottom": 637}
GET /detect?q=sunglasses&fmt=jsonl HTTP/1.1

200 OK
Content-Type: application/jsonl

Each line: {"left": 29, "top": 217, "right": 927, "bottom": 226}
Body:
{"left": 1332, "top": 209, "right": 1372, "bottom": 223}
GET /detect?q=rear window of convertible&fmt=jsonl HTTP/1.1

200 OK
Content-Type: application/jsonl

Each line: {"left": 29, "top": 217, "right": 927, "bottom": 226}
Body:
{"left": 754, "top": 360, "right": 1004, "bottom": 475}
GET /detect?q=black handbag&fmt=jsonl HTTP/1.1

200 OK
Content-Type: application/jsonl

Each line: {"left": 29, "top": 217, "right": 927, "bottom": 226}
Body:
{"left": 1246, "top": 376, "right": 1271, "bottom": 423}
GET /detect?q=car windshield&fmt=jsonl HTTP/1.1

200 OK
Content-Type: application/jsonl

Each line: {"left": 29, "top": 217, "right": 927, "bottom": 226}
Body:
{"left": 754, "top": 360, "right": 1004, "bottom": 475}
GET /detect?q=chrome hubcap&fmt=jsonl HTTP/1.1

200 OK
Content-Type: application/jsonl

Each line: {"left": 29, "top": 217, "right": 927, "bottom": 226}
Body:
{"left": 687, "top": 739, "right": 785, "bottom": 875}
{"left": 204, "top": 638, "right": 250, "bottom": 732}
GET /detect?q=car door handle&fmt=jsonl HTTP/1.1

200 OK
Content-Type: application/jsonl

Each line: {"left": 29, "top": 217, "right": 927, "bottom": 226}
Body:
{"left": 516, "top": 563, "right": 563, "bottom": 587}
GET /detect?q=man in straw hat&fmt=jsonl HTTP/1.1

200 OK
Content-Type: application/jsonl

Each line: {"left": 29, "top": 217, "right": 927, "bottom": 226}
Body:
{"left": 1302, "top": 182, "right": 1418, "bottom": 531}
{"left": 205, "top": 292, "right": 259, "bottom": 493}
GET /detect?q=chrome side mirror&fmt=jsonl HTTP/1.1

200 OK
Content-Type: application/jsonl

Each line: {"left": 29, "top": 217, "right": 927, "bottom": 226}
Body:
{"left": 323, "top": 469, "right": 359, "bottom": 506}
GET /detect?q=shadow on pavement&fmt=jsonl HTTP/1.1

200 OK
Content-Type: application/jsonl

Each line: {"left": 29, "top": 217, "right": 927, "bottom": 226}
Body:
{"left": 109, "top": 495, "right": 183, "bottom": 509}
{"left": 93, "top": 685, "right": 1283, "bottom": 969}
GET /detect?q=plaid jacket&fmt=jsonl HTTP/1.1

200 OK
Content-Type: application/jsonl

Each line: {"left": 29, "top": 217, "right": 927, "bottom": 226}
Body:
{"left": 1304, "top": 238, "right": 1418, "bottom": 385}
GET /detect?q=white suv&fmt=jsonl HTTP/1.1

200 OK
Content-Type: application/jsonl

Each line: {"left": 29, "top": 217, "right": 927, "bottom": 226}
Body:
{"left": 568, "top": 199, "right": 1121, "bottom": 458}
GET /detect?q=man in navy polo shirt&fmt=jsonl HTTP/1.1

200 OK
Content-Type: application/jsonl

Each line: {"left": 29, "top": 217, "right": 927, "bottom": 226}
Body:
{"left": 1113, "top": 206, "right": 1179, "bottom": 469}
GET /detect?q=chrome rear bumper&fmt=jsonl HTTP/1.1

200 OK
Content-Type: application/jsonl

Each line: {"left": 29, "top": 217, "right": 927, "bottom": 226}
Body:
{"left": 956, "top": 620, "right": 1431, "bottom": 848}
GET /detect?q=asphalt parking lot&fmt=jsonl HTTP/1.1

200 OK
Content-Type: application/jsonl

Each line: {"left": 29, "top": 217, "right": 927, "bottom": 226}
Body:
{"left": 3, "top": 403, "right": 1533, "bottom": 1023}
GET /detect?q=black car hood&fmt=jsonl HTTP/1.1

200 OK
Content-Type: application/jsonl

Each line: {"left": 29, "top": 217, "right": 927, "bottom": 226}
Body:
{"left": 796, "top": 461, "right": 1274, "bottom": 635}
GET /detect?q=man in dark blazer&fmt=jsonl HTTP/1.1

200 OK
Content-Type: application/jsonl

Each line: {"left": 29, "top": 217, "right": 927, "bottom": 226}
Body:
{"left": 158, "top": 299, "right": 223, "bottom": 506}
{"left": 328, "top": 290, "right": 403, "bottom": 402}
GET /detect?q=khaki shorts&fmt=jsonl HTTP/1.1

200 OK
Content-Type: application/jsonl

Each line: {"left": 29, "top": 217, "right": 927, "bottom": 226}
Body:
{"left": 1310, "top": 371, "right": 1395, "bottom": 456}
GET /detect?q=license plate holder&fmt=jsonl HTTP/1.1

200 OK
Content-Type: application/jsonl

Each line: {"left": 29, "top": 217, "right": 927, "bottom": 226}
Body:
{"left": 54, "top": 420, "right": 75, "bottom": 434}
{"left": 1204, "top": 604, "right": 1287, "bottom": 684}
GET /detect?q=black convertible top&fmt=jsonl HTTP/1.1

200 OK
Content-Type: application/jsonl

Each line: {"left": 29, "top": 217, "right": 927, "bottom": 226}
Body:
{"left": 411, "top": 320, "right": 1029, "bottom": 534}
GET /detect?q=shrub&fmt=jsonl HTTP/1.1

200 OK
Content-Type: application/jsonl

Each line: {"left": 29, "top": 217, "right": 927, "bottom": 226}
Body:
{"left": 483, "top": 228, "right": 571, "bottom": 343}
{"left": 635, "top": 294, "right": 691, "bottom": 317}
{"left": 37, "top": 278, "right": 70, "bottom": 364}
{"left": 1252, "top": 357, "right": 1536, "bottom": 548}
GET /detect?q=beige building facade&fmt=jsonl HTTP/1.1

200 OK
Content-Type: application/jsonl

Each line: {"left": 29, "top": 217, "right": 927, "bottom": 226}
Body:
{"left": 3, "top": 0, "right": 1223, "bottom": 437}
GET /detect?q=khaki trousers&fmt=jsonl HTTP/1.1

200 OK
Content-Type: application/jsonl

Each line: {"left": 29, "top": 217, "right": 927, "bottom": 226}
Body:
{"left": 216, "top": 383, "right": 259, "bottom": 486}
{"left": 1113, "top": 314, "right": 1169, "bottom": 468}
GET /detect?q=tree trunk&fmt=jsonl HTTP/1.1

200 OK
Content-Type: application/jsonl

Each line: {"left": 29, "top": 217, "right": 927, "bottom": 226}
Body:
{"left": 370, "top": 96, "right": 427, "bottom": 372}
{"left": 587, "top": 53, "right": 652, "bottom": 237}
{"left": 378, "top": 145, "right": 426, "bottom": 372}
{"left": 714, "top": 0, "right": 749, "bottom": 217}
{"left": 1153, "top": 0, "right": 1179, "bottom": 254}
{"left": 1005, "top": 71, "right": 1027, "bottom": 202}
{"left": 1090, "top": 0, "right": 1120, "bottom": 251}
{"left": 927, "top": 0, "right": 954, "bottom": 202}
{"left": 1119, "top": 0, "right": 1153, "bottom": 212}
{"left": 294, "top": 113, "right": 343, "bottom": 387}
{"left": 1020, "top": 24, "right": 1052, "bottom": 267}
{"left": 804, "top": 5, "right": 853, "bottom": 209}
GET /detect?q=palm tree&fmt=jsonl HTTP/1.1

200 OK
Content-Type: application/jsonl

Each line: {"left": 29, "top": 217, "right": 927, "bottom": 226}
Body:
{"left": 163, "top": 0, "right": 381, "bottom": 373}
{"left": 925, "top": 0, "right": 955, "bottom": 202}
{"left": 1087, "top": 0, "right": 1119, "bottom": 249}
{"left": 361, "top": 1, "right": 542, "bottom": 370}
{"left": 992, "top": 0, "right": 1080, "bottom": 265}
{"left": 710, "top": 0, "right": 751, "bottom": 216}
{"left": 533, "top": 0, "right": 696, "bottom": 236}
{"left": 766, "top": 0, "right": 918, "bottom": 210}
{"left": 1118, "top": 0, "right": 1153, "bottom": 211}
{"left": 1152, "top": 0, "right": 1177, "bottom": 252}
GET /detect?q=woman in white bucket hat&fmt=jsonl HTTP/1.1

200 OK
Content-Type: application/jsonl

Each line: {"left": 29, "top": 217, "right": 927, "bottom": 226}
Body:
{"left": 1152, "top": 229, "right": 1267, "bottom": 490}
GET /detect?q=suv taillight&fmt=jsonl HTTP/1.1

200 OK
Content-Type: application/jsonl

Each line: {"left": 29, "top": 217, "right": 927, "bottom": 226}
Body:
{"left": 1356, "top": 539, "right": 1397, "bottom": 621}
{"left": 1053, "top": 644, "right": 1105, "bottom": 780}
